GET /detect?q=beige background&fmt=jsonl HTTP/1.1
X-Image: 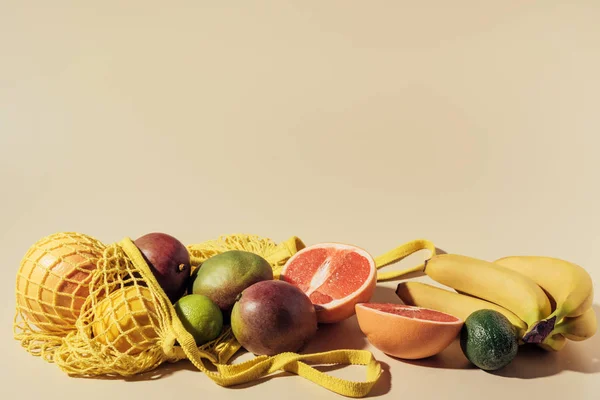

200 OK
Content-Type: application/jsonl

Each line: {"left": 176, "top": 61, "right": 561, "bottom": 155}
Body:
{"left": 1, "top": 1, "right": 599, "bottom": 399}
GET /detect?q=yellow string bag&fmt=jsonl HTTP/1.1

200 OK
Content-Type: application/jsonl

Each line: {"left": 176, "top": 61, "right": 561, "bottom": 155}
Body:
{"left": 13, "top": 232, "right": 436, "bottom": 398}
{"left": 13, "top": 232, "right": 107, "bottom": 362}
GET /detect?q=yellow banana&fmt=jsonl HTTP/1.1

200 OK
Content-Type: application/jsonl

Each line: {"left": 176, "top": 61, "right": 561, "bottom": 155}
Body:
{"left": 396, "top": 281, "right": 527, "bottom": 337}
{"left": 551, "top": 307, "right": 597, "bottom": 341}
{"left": 538, "top": 334, "right": 567, "bottom": 352}
{"left": 494, "top": 256, "right": 593, "bottom": 319}
{"left": 537, "top": 309, "right": 597, "bottom": 352}
{"left": 494, "top": 256, "right": 594, "bottom": 343}
{"left": 424, "top": 254, "right": 552, "bottom": 333}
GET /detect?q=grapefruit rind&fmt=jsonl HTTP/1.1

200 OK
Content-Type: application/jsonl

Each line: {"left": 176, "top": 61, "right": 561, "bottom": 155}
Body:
{"left": 355, "top": 302, "right": 463, "bottom": 360}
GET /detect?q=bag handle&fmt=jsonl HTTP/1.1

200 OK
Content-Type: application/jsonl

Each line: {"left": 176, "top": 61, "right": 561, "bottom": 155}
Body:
{"left": 375, "top": 239, "right": 437, "bottom": 281}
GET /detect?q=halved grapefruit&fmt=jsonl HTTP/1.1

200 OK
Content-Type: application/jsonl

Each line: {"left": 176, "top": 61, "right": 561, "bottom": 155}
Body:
{"left": 279, "top": 242, "right": 377, "bottom": 324}
{"left": 355, "top": 303, "right": 463, "bottom": 359}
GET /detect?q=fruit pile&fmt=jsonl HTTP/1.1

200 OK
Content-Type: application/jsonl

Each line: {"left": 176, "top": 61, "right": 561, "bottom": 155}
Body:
{"left": 176, "top": 240, "right": 380, "bottom": 356}
{"left": 13, "top": 231, "right": 383, "bottom": 386}
{"left": 170, "top": 240, "right": 381, "bottom": 357}
{"left": 185, "top": 247, "right": 319, "bottom": 356}
{"left": 12, "top": 231, "right": 597, "bottom": 394}
{"left": 372, "top": 253, "right": 597, "bottom": 371}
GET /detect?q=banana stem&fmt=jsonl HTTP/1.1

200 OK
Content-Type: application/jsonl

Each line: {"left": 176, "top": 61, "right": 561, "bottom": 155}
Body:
{"left": 523, "top": 302, "right": 574, "bottom": 343}
{"left": 523, "top": 316, "right": 557, "bottom": 344}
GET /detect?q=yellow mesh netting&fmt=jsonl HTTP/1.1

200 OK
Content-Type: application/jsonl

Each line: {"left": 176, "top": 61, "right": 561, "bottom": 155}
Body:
{"left": 14, "top": 231, "right": 435, "bottom": 397}
{"left": 14, "top": 232, "right": 107, "bottom": 362}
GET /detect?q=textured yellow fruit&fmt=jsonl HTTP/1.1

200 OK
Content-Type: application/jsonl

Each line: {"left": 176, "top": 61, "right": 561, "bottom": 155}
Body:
{"left": 92, "top": 286, "right": 160, "bottom": 355}
{"left": 16, "top": 232, "right": 105, "bottom": 333}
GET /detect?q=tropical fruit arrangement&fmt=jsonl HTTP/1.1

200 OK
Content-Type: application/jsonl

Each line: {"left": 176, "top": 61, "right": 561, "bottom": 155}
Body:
{"left": 13, "top": 232, "right": 597, "bottom": 397}
{"left": 394, "top": 253, "right": 596, "bottom": 367}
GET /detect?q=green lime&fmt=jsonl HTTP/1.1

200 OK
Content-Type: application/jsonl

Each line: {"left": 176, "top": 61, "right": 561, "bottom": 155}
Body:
{"left": 460, "top": 309, "right": 519, "bottom": 371}
{"left": 174, "top": 294, "right": 223, "bottom": 345}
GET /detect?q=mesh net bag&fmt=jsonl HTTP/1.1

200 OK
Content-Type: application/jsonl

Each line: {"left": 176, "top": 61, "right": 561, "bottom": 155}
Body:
{"left": 14, "top": 231, "right": 435, "bottom": 397}
{"left": 14, "top": 232, "right": 107, "bottom": 361}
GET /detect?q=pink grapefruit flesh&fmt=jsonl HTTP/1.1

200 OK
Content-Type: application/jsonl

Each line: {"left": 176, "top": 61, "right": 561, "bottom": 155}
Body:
{"left": 360, "top": 303, "right": 460, "bottom": 323}
{"left": 280, "top": 243, "right": 377, "bottom": 323}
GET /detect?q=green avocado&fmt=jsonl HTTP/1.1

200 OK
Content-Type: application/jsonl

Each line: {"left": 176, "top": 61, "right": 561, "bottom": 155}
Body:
{"left": 460, "top": 309, "right": 519, "bottom": 371}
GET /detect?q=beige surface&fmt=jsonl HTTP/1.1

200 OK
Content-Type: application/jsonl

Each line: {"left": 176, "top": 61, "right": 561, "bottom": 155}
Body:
{"left": 1, "top": 1, "right": 599, "bottom": 399}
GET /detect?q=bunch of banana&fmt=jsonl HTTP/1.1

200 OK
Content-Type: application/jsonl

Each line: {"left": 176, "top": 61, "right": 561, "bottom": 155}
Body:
{"left": 395, "top": 253, "right": 596, "bottom": 351}
{"left": 493, "top": 256, "right": 594, "bottom": 343}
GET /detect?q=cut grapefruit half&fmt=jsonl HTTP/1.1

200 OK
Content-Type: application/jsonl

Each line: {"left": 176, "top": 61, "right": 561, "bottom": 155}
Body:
{"left": 355, "top": 303, "right": 463, "bottom": 359}
{"left": 279, "top": 242, "right": 377, "bottom": 324}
